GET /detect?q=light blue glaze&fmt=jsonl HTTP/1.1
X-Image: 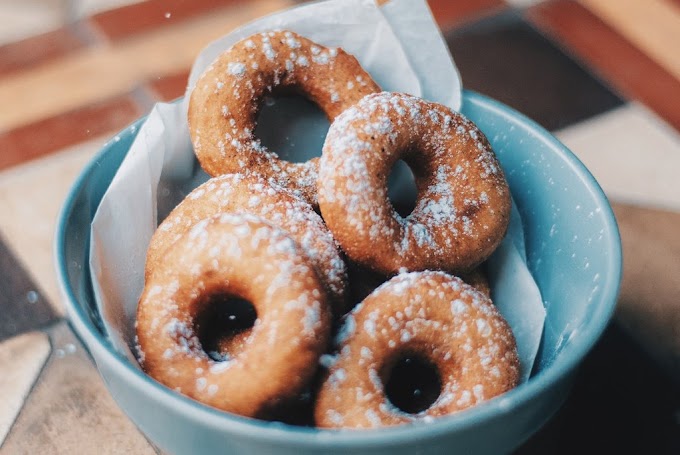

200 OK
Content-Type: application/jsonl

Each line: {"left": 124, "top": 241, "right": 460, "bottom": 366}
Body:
{"left": 55, "top": 91, "right": 621, "bottom": 455}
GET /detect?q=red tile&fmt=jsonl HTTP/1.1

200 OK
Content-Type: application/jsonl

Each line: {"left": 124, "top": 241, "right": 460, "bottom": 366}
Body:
{"left": 147, "top": 69, "right": 191, "bottom": 102}
{"left": 0, "top": 95, "right": 143, "bottom": 171}
{"left": 0, "top": 26, "right": 88, "bottom": 77}
{"left": 527, "top": 0, "right": 680, "bottom": 132}
{"left": 427, "top": 0, "right": 506, "bottom": 28}
{"left": 90, "top": 0, "right": 246, "bottom": 42}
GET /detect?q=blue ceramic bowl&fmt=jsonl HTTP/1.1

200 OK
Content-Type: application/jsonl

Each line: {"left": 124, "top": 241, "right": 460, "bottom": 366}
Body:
{"left": 55, "top": 91, "right": 622, "bottom": 455}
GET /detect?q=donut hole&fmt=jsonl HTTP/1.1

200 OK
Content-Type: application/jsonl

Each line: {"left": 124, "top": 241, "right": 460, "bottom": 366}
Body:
{"left": 195, "top": 293, "right": 257, "bottom": 362}
{"left": 384, "top": 352, "right": 442, "bottom": 414}
{"left": 255, "top": 93, "right": 330, "bottom": 163}
{"left": 387, "top": 159, "right": 418, "bottom": 217}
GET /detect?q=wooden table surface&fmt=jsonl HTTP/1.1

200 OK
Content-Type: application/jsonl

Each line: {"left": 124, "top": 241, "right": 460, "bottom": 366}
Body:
{"left": 0, "top": 0, "right": 679, "bottom": 453}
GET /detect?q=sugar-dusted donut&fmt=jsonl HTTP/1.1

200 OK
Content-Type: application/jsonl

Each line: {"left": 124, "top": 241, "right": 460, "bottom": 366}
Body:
{"left": 318, "top": 92, "right": 511, "bottom": 275}
{"left": 136, "top": 214, "right": 331, "bottom": 417}
{"left": 347, "top": 261, "right": 491, "bottom": 305}
{"left": 315, "top": 271, "right": 519, "bottom": 429}
{"left": 145, "top": 173, "right": 348, "bottom": 315}
{"left": 188, "top": 30, "right": 380, "bottom": 206}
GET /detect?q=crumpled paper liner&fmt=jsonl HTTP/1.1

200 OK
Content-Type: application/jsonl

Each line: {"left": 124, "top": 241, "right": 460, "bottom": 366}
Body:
{"left": 89, "top": 0, "right": 544, "bottom": 384}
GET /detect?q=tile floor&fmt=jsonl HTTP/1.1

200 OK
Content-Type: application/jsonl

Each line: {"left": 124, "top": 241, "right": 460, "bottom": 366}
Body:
{"left": 0, "top": 0, "right": 679, "bottom": 453}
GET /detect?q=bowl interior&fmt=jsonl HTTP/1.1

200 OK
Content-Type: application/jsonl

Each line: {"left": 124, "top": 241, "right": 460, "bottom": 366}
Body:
{"left": 55, "top": 90, "right": 621, "bottom": 445}
{"left": 460, "top": 94, "right": 621, "bottom": 374}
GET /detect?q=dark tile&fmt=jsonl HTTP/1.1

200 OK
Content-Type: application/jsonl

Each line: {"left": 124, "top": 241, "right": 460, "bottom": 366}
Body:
{"left": 0, "top": 25, "right": 89, "bottom": 77}
{"left": 0, "top": 234, "right": 57, "bottom": 343}
{"left": 0, "top": 94, "right": 143, "bottom": 171}
{"left": 446, "top": 10, "right": 625, "bottom": 131}
{"left": 426, "top": 0, "right": 506, "bottom": 28}
{"left": 147, "top": 69, "right": 190, "bottom": 102}
{"left": 90, "top": 0, "right": 246, "bottom": 42}
{"left": 517, "top": 322, "right": 680, "bottom": 454}
{"left": 527, "top": 0, "right": 680, "bottom": 132}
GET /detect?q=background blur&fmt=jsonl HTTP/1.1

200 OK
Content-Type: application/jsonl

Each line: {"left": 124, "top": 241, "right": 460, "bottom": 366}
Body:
{"left": 0, "top": 0, "right": 678, "bottom": 453}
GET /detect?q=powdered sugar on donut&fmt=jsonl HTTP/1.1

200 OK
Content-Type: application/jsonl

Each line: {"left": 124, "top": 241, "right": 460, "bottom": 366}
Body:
{"left": 189, "top": 30, "right": 381, "bottom": 207}
{"left": 315, "top": 271, "right": 520, "bottom": 429}
{"left": 146, "top": 173, "right": 348, "bottom": 314}
{"left": 136, "top": 214, "right": 331, "bottom": 417}
{"left": 318, "top": 92, "right": 511, "bottom": 274}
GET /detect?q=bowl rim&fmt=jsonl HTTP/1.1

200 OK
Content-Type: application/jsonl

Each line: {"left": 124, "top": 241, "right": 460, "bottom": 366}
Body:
{"left": 54, "top": 89, "right": 622, "bottom": 447}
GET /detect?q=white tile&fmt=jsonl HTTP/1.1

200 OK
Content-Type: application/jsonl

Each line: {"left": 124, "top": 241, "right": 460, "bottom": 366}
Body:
{"left": 0, "top": 0, "right": 147, "bottom": 46}
{"left": 69, "top": 0, "right": 143, "bottom": 19}
{"left": 0, "top": 331, "right": 51, "bottom": 445}
{"left": 504, "top": 0, "right": 546, "bottom": 8}
{"left": 555, "top": 102, "right": 680, "bottom": 212}
{"left": 0, "top": 0, "right": 65, "bottom": 46}
{"left": 0, "top": 138, "right": 107, "bottom": 315}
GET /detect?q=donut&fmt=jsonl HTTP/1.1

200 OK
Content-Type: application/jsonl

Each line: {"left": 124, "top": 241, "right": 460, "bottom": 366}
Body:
{"left": 188, "top": 30, "right": 381, "bottom": 206}
{"left": 347, "top": 261, "right": 491, "bottom": 304}
{"left": 315, "top": 271, "right": 519, "bottom": 429}
{"left": 145, "top": 173, "right": 348, "bottom": 315}
{"left": 318, "top": 92, "right": 511, "bottom": 275}
{"left": 136, "top": 214, "right": 331, "bottom": 417}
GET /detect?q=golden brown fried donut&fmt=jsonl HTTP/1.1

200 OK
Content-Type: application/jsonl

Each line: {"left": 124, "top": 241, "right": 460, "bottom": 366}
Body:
{"left": 318, "top": 92, "right": 511, "bottom": 275}
{"left": 315, "top": 271, "right": 519, "bottom": 429}
{"left": 188, "top": 30, "right": 380, "bottom": 206}
{"left": 136, "top": 214, "right": 331, "bottom": 418}
{"left": 145, "top": 173, "right": 348, "bottom": 314}
{"left": 347, "top": 261, "right": 491, "bottom": 305}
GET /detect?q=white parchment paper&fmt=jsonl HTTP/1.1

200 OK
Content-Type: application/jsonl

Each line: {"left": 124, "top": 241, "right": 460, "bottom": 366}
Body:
{"left": 89, "top": 0, "right": 544, "bottom": 382}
